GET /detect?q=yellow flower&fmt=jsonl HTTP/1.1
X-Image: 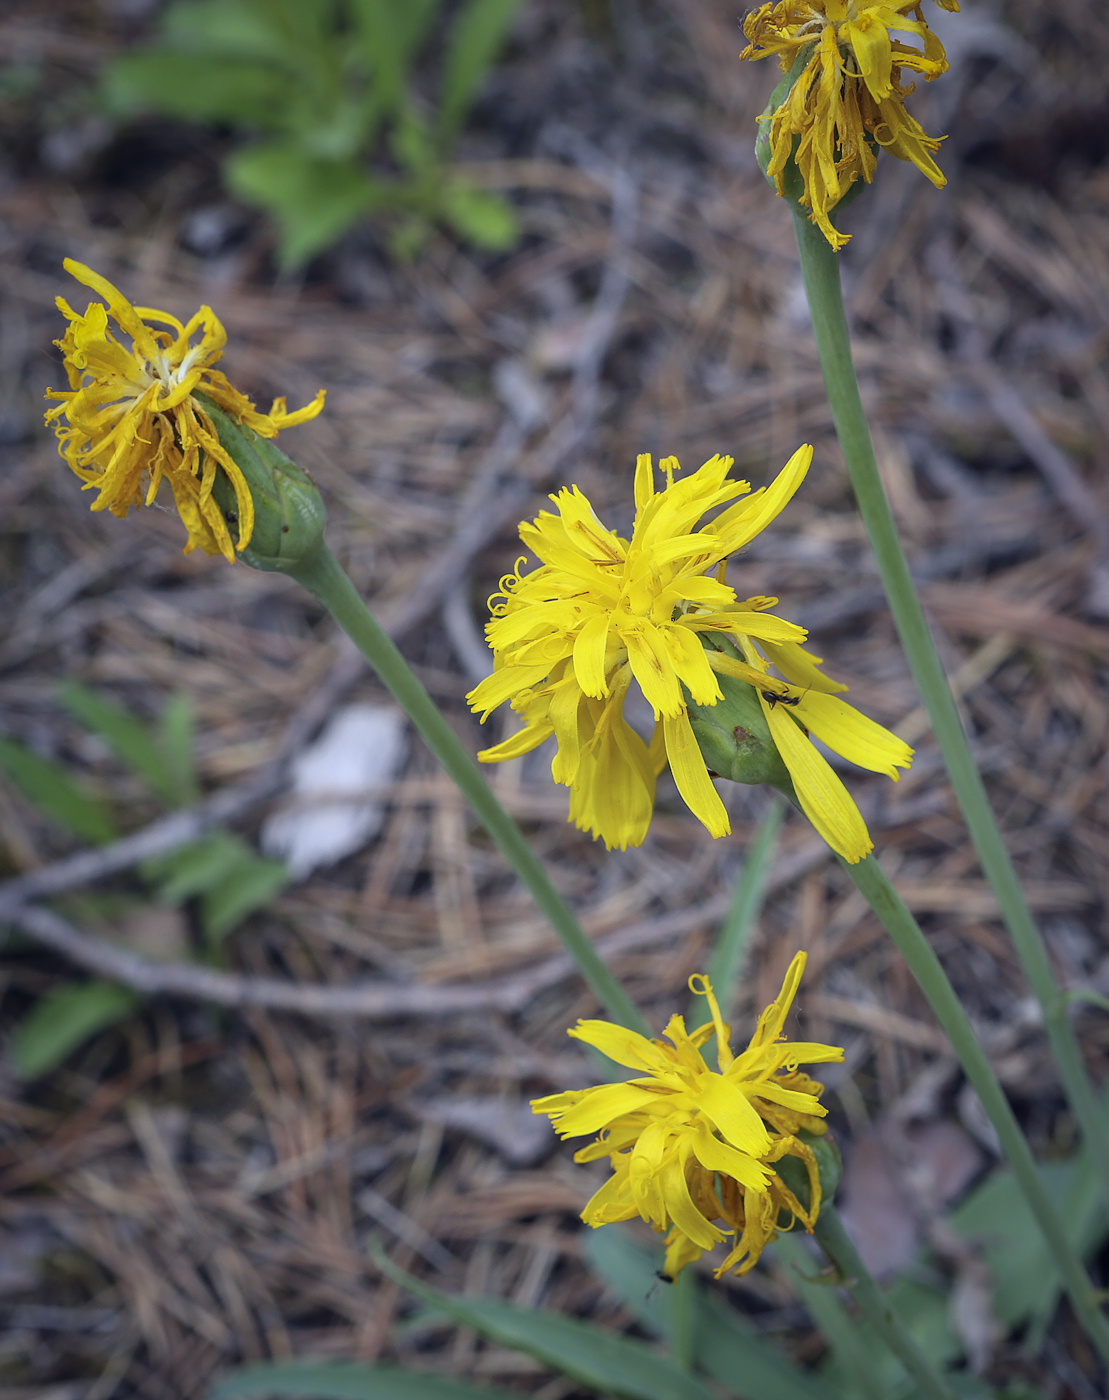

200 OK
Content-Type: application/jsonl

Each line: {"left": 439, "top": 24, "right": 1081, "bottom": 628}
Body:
{"left": 532, "top": 951, "right": 843, "bottom": 1278}
{"left": 45, "top": 259, "right": 325, "bottom": 560}
{"left": 742, "top": 0, "right": 959, "bottom": 249}
{"left": 467, "top": 450, "right": 912, "bottom": 860}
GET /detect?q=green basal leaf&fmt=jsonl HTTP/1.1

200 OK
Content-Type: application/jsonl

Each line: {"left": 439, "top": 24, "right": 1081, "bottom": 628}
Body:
{"left": 949, "top": 1151, "right": 1108, "bottom": 1346}
{"left": 58, "top": 681, "right": 181, "bottom": 809}
{"left": 223, "top": 142, "right": 382, "bottom": 267}
{"left": 103, "top": 53, "right": 289, "bottom": 126}
{"left": 200, "top": 852, "right": 288, "bottom": 943}
{"left": 370, "top": 1239, "right": 718, "bottom": 1400}
{"left": 348, "top": 0, "right": 442, "bottom": 112}
{"left": 586, "top": 1227, "right": 842, "bottom": 1400}
{"left": 157, "top": 693, "right": 199, "bottom": 809}
{"left": 819, "top": 1278, "right": 960, "bottom": 1400}
{"left": 161, "top": 0, "right": 342, "bottom": 64}
{"left": 210, "top": 1360, "right": 528, "bottom": 1399}
{"left": 0, "top": 735, "right": 117, "bottom": 845}
{"left": 11, "top": 981, "right": 140, "bottom": 1079}
{"left": 439, "top": 182, "right": 519, "bottom": 250}
{"left": 146, "top": 833, "right": 249, "bottom": 907}
{"left": 440, "top": 0, "right": 525, "bottom": 139}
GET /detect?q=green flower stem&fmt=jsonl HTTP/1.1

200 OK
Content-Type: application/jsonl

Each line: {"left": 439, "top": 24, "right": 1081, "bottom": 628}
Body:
{"left": 666, "top": 1265, "right": 696, "bottom": 1372}
{"left": 811, "top": 1206, "right": 962, "bottom": 1400}
{"left": 687, "top": 794, "right": 784, "bottom": 1033}
{"left": 290, "top": 543, "right": 649, "bottom": 1035}
{"left": 842, "top": 851, "right": 1109, "bottom": 1363}
{"left": 773, "top": 1230, "right": 888, "bottom": 1400}
{"left": 790, "top": 209, "right": 1109, "bottom": 1196}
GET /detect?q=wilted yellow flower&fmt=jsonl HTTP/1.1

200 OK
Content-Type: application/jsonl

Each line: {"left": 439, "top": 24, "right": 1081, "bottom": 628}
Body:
{"left": 743, "top": 0, "right": 959, "bottom": 249}
{"left": 532, "top": 952, "right": 843, "bottom": 1278}
{"left": 45, "top": 259, "right": 325, "bottom": 560}
{"left": 467, "top": 450, "right": 912, "bottom": 860}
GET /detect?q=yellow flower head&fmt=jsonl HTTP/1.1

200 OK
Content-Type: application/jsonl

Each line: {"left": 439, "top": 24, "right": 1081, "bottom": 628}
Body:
{"left": 532, "top": 951, "right": 844, "bottom": 1278}
{"left": 742, "top": 0, "right": 959, "bottom": 248}
{"left": 45, "top": 259, "right": 326, "bottom": 560}
{"left": 467, "top": 450, "right": 912, "bottom": 860}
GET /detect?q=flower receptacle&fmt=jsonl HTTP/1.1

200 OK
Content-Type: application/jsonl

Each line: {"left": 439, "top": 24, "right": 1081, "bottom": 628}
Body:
{"left": 202, "top": 397, "right": 327, "bottom": 574}
{"left": 775, "top": 1129, "right": 842, "bottom": 1221}
{"left": 686, "top": 633, "right": 791, "bottom": 790}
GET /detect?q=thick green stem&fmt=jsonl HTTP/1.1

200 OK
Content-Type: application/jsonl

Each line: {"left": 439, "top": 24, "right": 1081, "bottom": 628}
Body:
{"left": 773, "top": 1230, "right": 888, "bottom": 1400}
{"left": 791, "top": 209, "right": 1109, "bottom": 1195}
{"left": 290, "top": 544, "right": 648, "bottom": 1035}
{"left": 842, "top": 852, "right": 1109, "bottom": 1364}
{"left": 812, "top": 1206, "right": 961, "bottom": 1400}
{"left": 666, "top": 1264, "right": 696, "bottom": 1372}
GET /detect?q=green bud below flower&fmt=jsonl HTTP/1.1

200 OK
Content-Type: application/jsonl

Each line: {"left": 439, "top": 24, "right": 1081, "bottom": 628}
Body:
{"left": 775, "top": 1128, "right": 843, "bottom": 1222}
{"left": 202, "top": 397, "right": 327, "bottom": 575}
{"left": 687, "top": 632, "right": 792, "bottom": 791}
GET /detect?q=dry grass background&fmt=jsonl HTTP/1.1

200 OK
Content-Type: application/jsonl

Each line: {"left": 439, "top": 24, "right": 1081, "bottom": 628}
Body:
{"left": 1, "top": 0, "right": 1109, "bottom": 1395}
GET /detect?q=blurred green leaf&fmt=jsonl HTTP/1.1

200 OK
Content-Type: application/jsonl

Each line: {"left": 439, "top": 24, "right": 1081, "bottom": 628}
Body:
{"left": 440, "top": 183, "right": 518, "bottom": 249}
{"left": 388, "top": 214, "right": 434, "bottom": 263}
{"left": 210, "top": 1360, "right": 528, "bottom": 1399}
{"left": 157, "top": 693, "right": 199, "bottom": 808}
{"left": 58, "top": 681, "right": 182, "bottom": 809}
{"left": 11, "top": 981, "right": 140, "bottom": 1079}
{"left": 370, "top": 1239, "right": 718, "bottom": 1400}
{"left": 585, "top": 1227, "right": 842, "bottom": 1400}
{"left": 142, "top": 832, "right": 286, "bottom": 942}
{"left": 201, "top": 851, "right": 288, "bottom": 942}
{"left": 819, "top": 1278, "right": 960, "bottom": 1400}
{"left": 0, "top": 63, "right": 42, "bottom": 104}
{"left": 0, "top": 735, "right": 117, "bottom": 845}
{"left": 224, "top": 141, "right": 382, "bottom": 266}
{"left": 104, "top": 52, "right": 289, "bottom": 125}
{"left": 440, "top": 0, "right": 525, "bottom": 139}
{"left": 949, "top": 1151, "right": 1108, "bottom": 1346}
{"left": 348, "top": 0, "right": 442, "bottom": 112}
{"left": 161, "top": 0, "right": 342, "bottom": 64}
{"left": 146, "top": 834, "right": 248, "bottom": 906}
{"left": 102, "top": 0, "right": 520, "bottom": 262}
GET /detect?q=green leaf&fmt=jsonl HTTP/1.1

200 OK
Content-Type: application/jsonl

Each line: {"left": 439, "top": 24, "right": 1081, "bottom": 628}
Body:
{"left": 210, "top": 1360, "right": 528, "bottom": 1399}
{"left": 160, "top": 0, "right": 341, "bottom": 63}
{"left": 223, "top": 142, "right": 382, "bottom": 267}
{"left": 439, "top": 0, "right": 525, "bottom": 139}
{"left": 157, "top": 693, "right": 199, "bottom": 808}
{"left": 585, "top": 1227, "right": 842, "bottom": 1400}
{"left": 370, "top": 1239, "right": 718, "bottom": 1400}
{"left": 388, "top": 215, "right": 434, "bottom": 263}
{"left": 11, "top": 981, "right": 140, "bottom": 1079}
{"left": 103, "top": 52, "right": 289, "bottom": 125}
{"left": 818, "top": 1278, "right": 960, "bottom": 1400}
{"left": 0, "top": 735, "right": 117, "bottom": 845}
{"left": 439, "top": 183, "right": 518, "bottom": 250}
{"left": 948, "top": 1153, "right": 1108, "bottom": 1344}
{"left": 201, "top": 852, "right": 288, "bottom": 942}
{"left": 348, "top": 0, "right": 442, "bottom": 112}
{"left": 146, "top": 833, "right": 249, "bottom": 906}
{"left": 58, "top": 681, "right": 180, "bottom": 808}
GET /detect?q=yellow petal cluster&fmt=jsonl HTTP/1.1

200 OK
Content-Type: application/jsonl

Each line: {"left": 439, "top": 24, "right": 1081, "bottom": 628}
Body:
{"left": 45, "top": 259, "right": 325, "bottom": 560}
{"left": 742, "top": 0, "right": 959, "bottom": 248}
{"left": 532, "top": 952, "right": 843, "bottom": 1278}
{"left": 467, "top": 450, "right": 912, "bottom": 860}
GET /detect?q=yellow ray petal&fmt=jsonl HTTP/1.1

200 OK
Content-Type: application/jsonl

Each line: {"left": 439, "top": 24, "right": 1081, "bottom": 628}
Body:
{"left": 762, "top": 701, "right": 873, "bottom": 862}
{"left": 796, "top": 691, "right": 913, "bottom": 778}
{"left": 662, "top": 709, "right": 731, "bottom": 838}
{"left": 711, "top": 444, "right": 813, "bottom": 552}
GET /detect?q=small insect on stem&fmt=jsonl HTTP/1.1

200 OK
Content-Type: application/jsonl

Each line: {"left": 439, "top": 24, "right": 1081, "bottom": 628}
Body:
{"left": 762, "top": 688, "right": 800, "bottom": 709}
